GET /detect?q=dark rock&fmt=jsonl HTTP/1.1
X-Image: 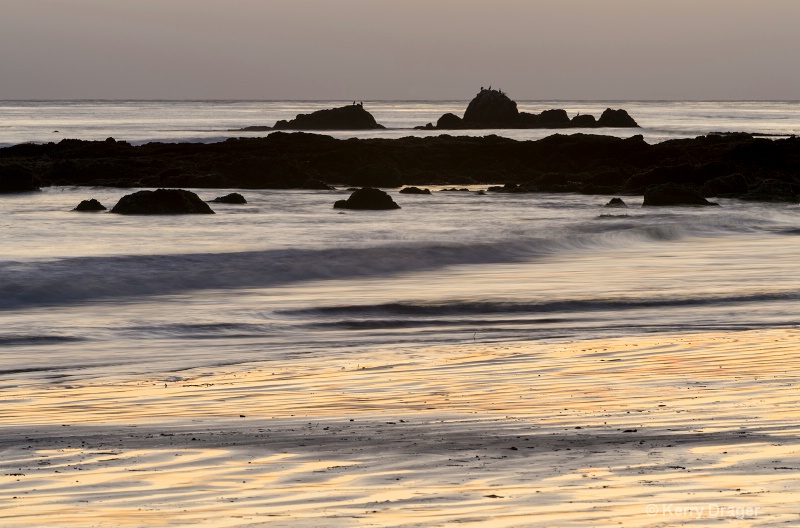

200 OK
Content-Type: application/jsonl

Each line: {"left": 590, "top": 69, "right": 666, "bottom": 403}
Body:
{"left": 701, "top": 173, "right": 748, "bottom": 197}
{"left": 111, "top": 189, "right": 215, "bottom": 214}
{"left": 642, "top": 184, "right": 719, "bottom": 206}
{"left": 604, "top": 197, "right": 627, "bottom": 208}
{"left": 399, "top": 186, "right": 431, "bottom": 194}
{"left": 233, "top": 125, "right": 273, "bottom": 132}
{"left": 598, "top": 109, "right": 640, "bottom": 128}
{"left": 536, "top": 109, "right": 572, "bottom": 128}
{"left": 273, "top": 104, "right": 385, "bottom": 130}
{"left": 625, "top": 164, "right": 699, "bottom": 193}
{"left": 487, "top": 183, "right": 523, "bottom": 193}
{"left": 436, "top": 113, "right": 464, "bottom": 129}
{"left": 211, "top": 192, "right": 247, "bottom": 204}
{"left": 571, "top": 114, "right": 598, "bottom": 127}
{"left": 301, "top": 178, "right": 335, "bottom": 190}
{"left": 740, "top": 179, "right": 798, "bottom": 203}
{"left": 0, "top": 164, "right": 40, "bottom": 193}
{"left": 333, "top": 187, "right": 400, "bottom": 210}
{"left": 440, "top": 187, "right": 472, "bottom": 192}
{"left": 73, "top": 198, "right": 106, "bottom": 211}
{"left": 349, "top": 163, "right": 403, "bottom": 188}
{"left": 463, "top": 89, "right": 519, "bottom": 127}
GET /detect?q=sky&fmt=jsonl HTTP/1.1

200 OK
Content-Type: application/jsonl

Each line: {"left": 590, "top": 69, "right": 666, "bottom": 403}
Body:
{"left": 1, "top": 0, "right": 799, "bottom": 101}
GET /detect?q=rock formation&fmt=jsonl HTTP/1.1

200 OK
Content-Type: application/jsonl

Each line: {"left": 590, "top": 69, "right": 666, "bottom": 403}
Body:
{"left": 0, "top": 164, "right": 40, "bottom": 193}
{"left": 642, "top": 184, "right": 719, "bottom": 206}
{"left": 210, "top": 192, "right": 247, "bottom": 204}
{"left": 333, "top": 187, "right": 401, "bottom": 210}
{"left": 74, "top": 198, "right": 107, "bottom": 211}
{"left": 273, "top": 103, "right": 385, "bottom": 130}
{"left": 399, "top": 186, "right": 432, "bottom": 194}
{"left": 604, "top": 197, "right": 627, "bottom": 208}
{"left": 111, "top": 189, "right": 215, "bottom": 214}
{"left": 420, "top": 88, "right": 640, "bottom": 130}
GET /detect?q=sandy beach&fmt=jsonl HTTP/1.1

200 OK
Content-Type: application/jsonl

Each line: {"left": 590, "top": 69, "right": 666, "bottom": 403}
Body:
{"left": 2, "top": 329, "right": 799, "bottom": 526}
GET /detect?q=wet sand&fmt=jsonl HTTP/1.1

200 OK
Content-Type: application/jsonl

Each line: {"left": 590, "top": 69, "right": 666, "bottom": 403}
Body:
{"left": 2, "top": 329, "right": 800, "bottom": 526}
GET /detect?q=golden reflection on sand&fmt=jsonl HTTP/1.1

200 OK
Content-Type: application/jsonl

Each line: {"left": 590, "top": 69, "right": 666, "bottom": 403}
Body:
{"left": 1, "top": 329, "right": 800, "bottom": 526}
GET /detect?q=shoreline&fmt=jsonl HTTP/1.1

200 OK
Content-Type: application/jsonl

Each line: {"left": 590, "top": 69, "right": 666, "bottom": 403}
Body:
{"left": 2, "top": 329, "right": 800, "bottom": 526}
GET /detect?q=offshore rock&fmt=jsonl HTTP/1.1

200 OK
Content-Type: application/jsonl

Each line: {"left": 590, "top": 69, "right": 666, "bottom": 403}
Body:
{"left": 436, "top": 113, "right": 464, "bottom": 129}
{"left": 571, "top": 114, "right": 598, "bottom": 127}
{"left": 273, "top": 104, "right": 385, "bottom": 130}
{"left": 211, "top": 192, "right": 247, "bottom": 204}
{"left": 74, "top": 198, "right": 107, "bottom": 211}
{"left": 0, "top": 164, "right": 40, "bottom": 193}
{"left": 111, "top": 189, "right": 215, "bottom": 214}
{"left": 598, "top": 109, "right": 640, "bottom": 128}
{"left": 425, "top": 89, "right": 638, "bottom": 130}
{"left": 463, "top": 89, "right": 519, "bottom": 127}
{"left": 399, "top": 186, "right": 432, "bottom": 194}
{"left": 642, "top": 183, "right": 719, "bottom": 206}
{"left": 333, "top": 187, "right": 400, "bottom": 210}
{"left": 604, "top": 197, "right": 627, "bottom": 208}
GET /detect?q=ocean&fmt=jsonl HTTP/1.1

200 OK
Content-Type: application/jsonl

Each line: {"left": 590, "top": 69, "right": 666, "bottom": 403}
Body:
{"left": 2, "top": 101, "right": 800, "bottom": 525}
{"left": 1, "top": 100, "right": 799, "bottom": 147}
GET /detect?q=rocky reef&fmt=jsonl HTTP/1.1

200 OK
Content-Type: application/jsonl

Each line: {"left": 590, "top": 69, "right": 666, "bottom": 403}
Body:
{"left": 2, "top": 131, "right": 799, "bottom": 203}
{"left": 418, "top": 88, "right": 639, "bottom": 130}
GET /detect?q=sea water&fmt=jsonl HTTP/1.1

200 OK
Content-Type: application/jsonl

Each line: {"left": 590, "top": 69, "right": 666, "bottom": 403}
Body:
{"left": 2, "top": 183, "right": 800, "bottom": 389}
{"left": 0, "top": 100, "right": 799, "bottom": 147}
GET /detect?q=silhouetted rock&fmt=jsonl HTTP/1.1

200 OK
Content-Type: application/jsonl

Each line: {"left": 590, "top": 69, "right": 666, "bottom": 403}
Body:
{"left": 73, "top": 198, "right": 106, "bottom": 211}
{"left": 301, "top": 178, "right": 335, "bottom": 190}
{"left": 0, "top": 164, "right": 39, "bottom": 193}
{"left": 436, "top": 113, "right": 464, "bottom": 129}
{"left": 399, "top": 186, "right": 431, "bottom": 194}
{"left": 333, "top": 187, "right": 400, "bottom": 210}
{"left": 211, "top": 192, "right": 247, "bottom": 204}
{"left": 604, "top": 197, "right": 627, "bottom": 208}
{"left": 598, "top": 109, "right": 640, "bottom": 128}
{"left": 273, "top": 104, "right": 385, "bottom": 130}
{"left": 463, "top": 89, "right": 519, "bottom": 127}
{"left": 234, "top": 125, "right": 273, "bottom": 132}
{"left": 642, "top": 184, "right": 719, "bottom": 206}
{"left": 571, "top": 114, "right": 598, "bottom": 127}
{"left": 111, "top": 189, "right": 215, "bottom": 214}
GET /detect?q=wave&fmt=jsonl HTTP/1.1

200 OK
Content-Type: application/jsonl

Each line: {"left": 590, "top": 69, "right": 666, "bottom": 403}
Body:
{"left": 0, "top": 218, "right": 767, "bottom": 310}
{"left": 282, "top": 292, "right": 800, "bottom": 318}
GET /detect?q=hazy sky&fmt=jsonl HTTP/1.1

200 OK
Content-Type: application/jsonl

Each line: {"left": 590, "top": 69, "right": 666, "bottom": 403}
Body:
{"left": 1, "top": 0, "right": 799, "bottom": 100}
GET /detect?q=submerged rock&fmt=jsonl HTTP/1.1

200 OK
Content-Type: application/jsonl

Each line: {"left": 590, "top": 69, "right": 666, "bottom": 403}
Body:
{"left": 399, "top": 186, "right": 431, "bottom": 195}
{"left": 74, "top": 198, "right": 106, "bottom": 211}
{"left": 273, "top": 103, "right": 385, "bottom": 130}
{"left": 211, "top": 192, "right": 247, "bottom": 204}
{"left": 333, "top": 187, "right": 400, "bottom": 210}
{"left": 111, "top": 189, "right": 215, "bottom": 214}
{"left": 604, "top": 197, "right": 627, "bottom": 208}
{"left": 642, "top": 184, "right": 719, "bottom": 206}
